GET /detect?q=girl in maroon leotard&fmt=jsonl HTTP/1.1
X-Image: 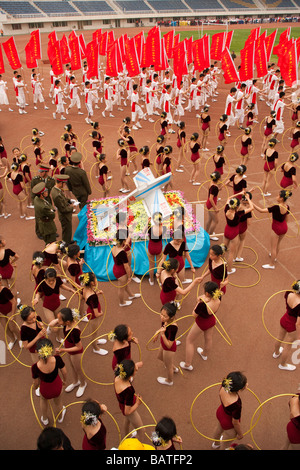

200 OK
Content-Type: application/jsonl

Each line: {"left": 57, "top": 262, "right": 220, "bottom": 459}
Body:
{"left": 176, "top": 121, "right": 186, "bottom": 172}
{"left": 97, "top": 154, "right": 110, "bottom": 197}
{"left": 0, "top": 235, "right": 19, "bottom": 294}
{"left": 235, "top": 192, "right": 253, "bottom": 263}
{"left": 114, "top": 359, "right": 143, "bottom": 441}
{"left": 81, "top": 399, "right": 108, "bottom": 450}
{"left": 162, "top": 145, "right": 173, "bottom": 191}
{"left": 262, "top": 138, "right": 278, "bottom": 196}
{"left": 19, "top": 153, "right": 33, "bottom": 208}
{"left": 0, "top": 273, "right": 20, "bottom": 349}
{"left": 158, "top": 228, "right": 195, "bottom": 283}
{"left": 200, "top": 105, "right": 211, "bottom": 151}
{"left": 225, "top": 165, "right": 247, "bottom": 200}
{"left": 240, "top": 127, "right": 253, "bottom": 166}
{"left": 280, "top": 152, "right": 298, "bottom": 190}
{"left": 151, "top": 417, "right": 183, "bottom": 450}
{"left": 122, "top": 126, "right": 138, "bottom": 175}
{"left": 273, "top": 280, "right": 300, "bottom": 371}
{"left": 79, "top": 271, "right": 108, "bottom": 357}
{"left": 290, "top": 121, "right": 300, "bottom": 151}
{"left": 157, "top": 258, "right": 200, "bottom": 306}
{"left": 223, "top": 194, "right": 253, "bottom": 274}
{"left": 31, "top": 337, "right": 67, "bottom": 426}
{"left": 116, "top": 139, "right": 130, "bottom": 194}
{"left": 189, "top": 132, "right": 201, "bottom": 186}
{"left": 110, "top": 323, "right": 142, "bottom": 371}
{"left": 213, "top": 145, "right": 226, "bottom": 177}
{"left": 217, "top": 114, "right": 229, "bottom": 147}
{"left": 282, "top": 392, "right": 300, "bottom": 449}
{"left": 180, "top": 281, "right": 221, "bottom": 371}
{"left": 33, "top": 267, "right": 76, "bottom": 336}
{"left": 200, "top": 245, "right": 228, "bottom": 295}
{"left": 261, "top": 110, "right": 276, "bottom": 156}
{"left": 212, "top": 371, "right": 248, "bottom": 450}
{"left": 64, "top": 242, "right": 85, "bottom": 317}
{"left": 155, "top": 135, "right": 165, "bottom": 176}
{"left": 252, "top": 189, "right": 292, "bottom": 269}
{"left": 20, "top": 305, "right": 46, "bottom": 362}
{"left": 147, "top": 212, "right": 166, "bottom": 286}
{"left": 152, "top": 302, "right": 179, "bottom": 386}
{"left": 32, "top": 136, "right": 44, "bottom": 167}
{"left": 111, "top": 229, "right": 140, "bottom": 307}
{"left": 205, "top": 171, "right": 222, "bottom": 241}
{"left": 50, "top": 307, "right": 87, "bottom": 398}
{"left": 8, "top": 159, "right": 31, "bottom": 220}
{"left": 139, "top": 145, "right": 151, "bottom": 170}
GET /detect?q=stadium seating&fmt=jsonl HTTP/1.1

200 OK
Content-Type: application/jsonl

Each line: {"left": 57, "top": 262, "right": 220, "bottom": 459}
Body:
{"left": 147, "top": 0, "right": 189, "bottom": 11}
{"left": 185, "top": 0, "right": 225, "bottom": 10}
{"left": 262, "top": 0, "right": 297, "bottom": 7}
{"left": 220, "top": 0, "right": 258, "bottom": 8}
{"left": 0, "top": 1, "right": 43, "bottom": 16}
{"left": 34, "top": 1, "right": 79, "bottom": 15}
{"left": 114, "top": 0, "right": 152, "bottom": 11}
{"left": 72, "top": 1, "right": 115, "bottom": 14}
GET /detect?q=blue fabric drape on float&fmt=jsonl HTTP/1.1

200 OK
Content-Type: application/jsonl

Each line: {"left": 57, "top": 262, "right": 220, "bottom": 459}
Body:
{"left": 74, "top": 205, "right": 211, "bottom": 282}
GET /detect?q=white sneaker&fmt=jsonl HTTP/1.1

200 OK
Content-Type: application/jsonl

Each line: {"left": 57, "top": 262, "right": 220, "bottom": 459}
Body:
{"left": 273, "top": 347, "right": 283, "bottom": 359}
{"left": 128, "top": 293, "right": 141, "bottom": 299}
{"left": 53, "top": 113, "right": 56, "bottom": 119}
{"left": 182, "top": 279, "right": 192, "bottom": 284}
{"left": 59, "top": 294, "right": 66, "bottom": 301}
{"left": 234, "top": 257, "right": 244, "bottom": 262}
{"left": 149, "top": 278, "right": 154, "bottom": 286}
{"left": 119, "top": 301, "right": 132, "bottom": 307}
{"left": 41, "top": 416, "right": 49, "bottom": 426}
{"left": 44, "top": 106, "right": 49, "bottom": 110}
{"left": 132, "top": 276, "right": 141, "bottom": 283}
{"left": 76, "top": 382, "right": 87, "bottom": 397}
{"left": 278, "top": 364, "right": 296, "bottom": 371}
{"left": 97, "top": 339, "right": 107, "bottom": 345}
{"left": 61, "top": 116, "right": 66, "bottom": 120}
{"left": 132, "top": 125, "right": 138, "bottom": 130}
{"left": 109, "top": 113, "right": 115, "bottom": 118}
{"left": 262, "top": 264, "right": 275, "bottom": 270}
{"left": 179, "top": 361, "right": 193, "bottom": 371}
{"left": 136, "top": 123, "right": 142, "bottom": 128}
{"left": 157, "top": 377, "right": 173, "bottom": 386}
{"left": 78, "top": 111, "right": 84, "bottom": 115}
{"left": 176, "top": 169, "right": 184, "bottom": 173}
{"left": 228, "top": 268, "right": 236, "bottom": 274}
{"left": 197, "top": 347, "right": 208, "bottom": 360}
{"left": 149, "top": 118, "right": 155, "bottom": 122}
{"left": 25, "top": 216, "right": 35, "bottom": 220}
{"left": 57, "top": 406, "right": 66, "bottom": 423}
{"left": 65, "top": 381, "right": 80, "bottom": 393}
{"left": 102, "top": 111, "right": 105, "bottom": 118}
{"left": 93, "top": 348, "right": 108, "bottom": 356}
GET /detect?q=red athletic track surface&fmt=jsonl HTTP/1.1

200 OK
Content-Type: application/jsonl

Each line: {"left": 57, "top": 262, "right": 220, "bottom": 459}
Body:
{"left": 0, "top": 23, "right": 299, "bottom": 452}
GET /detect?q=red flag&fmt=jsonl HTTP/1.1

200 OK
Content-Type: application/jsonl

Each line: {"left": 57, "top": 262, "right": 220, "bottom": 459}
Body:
{"left": 118, "top": 34, "right": 126, "bottom": 63}
{"left": 225, "top": 31, "right": 234, "bottom": 51}
{"left": 173, "top": 40, "right": 188, "bottom": 86}
{"left": 145, "top": 26, "right": 161, "bottom": 67}
{"left": 30, "top": 29, "right": 41, "bottom": 60}
{"left": 239, "top": 42, "right": 255, "bottom": 82}
{"left": 186, "top": 36, "right": 193, "bottom": 65}
{"left": 60, "top": 35, "right": 71, "bottom": 65}
{"left": 86, "top": 40, "right": 99, "bottom": 79}
{"left": 99, "top": 31, "right": 108, "bottom": 56}
{"left": 155, "top": 38, "right": 169, "bottom": 72}
{"left": 296, "top": 37, "right": 300, "bottom": 63}
{"left": 92, "top": 29, "right": 102, "bottom": 43}
{"left": 254, "top": 36, "right": 267, "bottom": 78}
{"left": 2, "top": 37, "right": 21, "bottom": 70}
{"left": 107, "top": 30, "right": 115, "bottom": 50}
{"left": 139, "top": 41, "right": 148, "bottom": 68}
{"left": 265, "top": 30, "right": 277, "bottom": 62}
{"left": 106, "top": 41, "right": 118, "bottom": 77}
{"left": 68, "top": 34, "right": 81, "bottom": 71}
{"left": 125, "top": 37, "right": 140, "bottom": 77}
{"left": 210, "top": 32, "right": 226, "bottom": 60}
{"left": 203, "top": 34, "right": 210, "bottom": 69}
{"left": 221, "top": 47, "right": 239, "bottom": 84}
{"left": 245, "top": 27, "right": 260, "bottom": 47}
{"left": 273, "top": 28, "right": 291, "bottom": 56}
{"left": 277, "top": 38, "right": 293, "bottom": 68}
{"left": 0, "top": 45, "right": 5, "bottom": 74}
{"left": 47, "top": 40, "right": 63, "bottom": 75}
{"left": 79, "top": 33, "right": 86, "bottom": 59}
{"left": 48, "top": 31, "right": 58, "bottom": 47}
{"left": 281, "top": 40, "right": 298, "bottom": 87}
{"left": 163, "top": 30, "right": 174, "bottom": 59}
{"left": 133, "top": 32, "right": 144, "bottom": 64}
{"left": 25, "top": 37, "right": 38, "bottom": 68}
{"left": 192, "top": 38, "right": 206, "bottom": 71}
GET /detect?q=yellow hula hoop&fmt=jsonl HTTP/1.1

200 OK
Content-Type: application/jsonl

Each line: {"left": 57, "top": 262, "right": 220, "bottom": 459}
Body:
{"left": 30, "top": 384, "right": 44, "bottom": 430}
{"left": 146, "top": 314, "right": 194, "bottom": 351}
{"left": 204, "top": 152, "right": 231, "bottom": 182}
{"left": 233, "top": 135, "right": 255, "bottom": 159}
{"left": 4, "top": 312, "right": 32, "bottom": 368}
{"left": 281, "top": 127, "right": 294, "bottom": 153}
{"left": 234, "top": 246, "right": 259, "bottom": 267}
{"left": 105, "top": 241, "right": 137, "bottom": 289}
{"left": 139, "top": 267, "right": 184, "bottom": 316}
{"left": 80, "top": 332, "right": 141, "bottom": 387}
{"left": 262, "top": 289, "right": 298, "bottom": 345}
{"left": 250, "top": 393, "right": 296, "bottom": 450}
{"left": 229, "top": 262, "right": 261, "bottom": 288}
{"left": 196, "top": 179, "right": 230, "bottom": 212}
{"left": 190, "top": 382, "right": 262, "bottom": 443}
{"left": 193, "top": 293, "right": 232, "bottom": 347}
{"left": 183, "top": 141, "right": 202, "bottom": 166}
{"left": 19, "top": 134, "right": 32, "bottom": 151}
{"left": 53, "top": 400, "right": 122, "bottom": 444}
{"left": 0, "top": 313, "right": 23, "bottom": 367}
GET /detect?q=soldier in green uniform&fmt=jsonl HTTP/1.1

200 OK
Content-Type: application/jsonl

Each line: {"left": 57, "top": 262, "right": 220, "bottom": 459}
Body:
{"left": 31, "top": 163, "right": 56, "bottom": 239}
{"left": 33, "top": 182, "right": 57, "bottom": 245}
{"left": 64, "top": 152, "right": 92, "bottom": 209}
{"left": 50, "top": 174, "right": 74, "bottom": 244}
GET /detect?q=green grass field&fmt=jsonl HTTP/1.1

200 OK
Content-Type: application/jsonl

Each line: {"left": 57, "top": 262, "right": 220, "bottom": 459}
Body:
{"left": 163, "top": 27, "right": 300, "bottom": 62}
